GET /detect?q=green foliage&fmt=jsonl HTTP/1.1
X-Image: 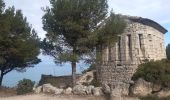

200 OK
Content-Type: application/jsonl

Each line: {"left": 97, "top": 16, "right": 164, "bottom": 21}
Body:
{"left": 42, "top": 0, "right": 108, "bottom": 63}
{"left": 97, "top": 13, "right": 126, "bottom": 46}
{"left": 140, "top": 95, "right": 170, "bottom": 100}
{"left": 0, "top": 0, "right": 40, "bottom": 85}
{"left": 132, "top": 59, "right": 170, "bottom": 87}
{"left": 166, "top": 44, "right": 170, "bottom": 60}
{"left": 16, "top": 79, "right": 35, "bottom": 95}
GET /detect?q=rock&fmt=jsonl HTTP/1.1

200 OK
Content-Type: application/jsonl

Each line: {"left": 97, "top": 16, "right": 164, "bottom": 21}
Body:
{"left": 157, "top": 89, "right": 170, "bottom": 97}
{"left": 64, "top": 87, "right": 72, "bottom": 95}
{"left": 55, "top": 88, "right": 63, "bottom": 95}
{"left": 110, "top": 86, "right": 122, "bottom": 99}
{"left": 131, "top": 78, "right": 152, "bottom": 96}
{"left": 152, "top": 84, "right": 161, "bottom": 92}
{"left": 73, "top": 84, "right": 87, "bottom": 95}
{"left": 34, "top": 86, "right": 42, "bottom": 93}
{"left": 92, "top": 87, "right": 103, "bottom": 96}
{"left": 76, "top": 71, "right": 94, "bottom": 85}
{"left": 85, "top": 85, "right": 94, "bottom": 95}
{"left": 42, "top": 83, "right": 57, "bottom": 93}
{"left": 102, "top": 84, "right": 111, "bottom": 94}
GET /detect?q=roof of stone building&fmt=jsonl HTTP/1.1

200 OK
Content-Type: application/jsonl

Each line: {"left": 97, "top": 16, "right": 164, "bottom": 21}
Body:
{"left": 126, "top": 16, "right": 168, "bottom": 34}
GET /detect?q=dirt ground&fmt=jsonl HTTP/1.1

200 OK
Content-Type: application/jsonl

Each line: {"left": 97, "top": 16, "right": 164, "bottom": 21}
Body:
{"left": 0, "top": 94, "right": 139, "bottom": 100}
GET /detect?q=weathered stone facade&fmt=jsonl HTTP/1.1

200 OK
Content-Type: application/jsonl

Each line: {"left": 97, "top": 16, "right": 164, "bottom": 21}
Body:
{"left": 96, "top": 16, "right": 168, "bottom": 96}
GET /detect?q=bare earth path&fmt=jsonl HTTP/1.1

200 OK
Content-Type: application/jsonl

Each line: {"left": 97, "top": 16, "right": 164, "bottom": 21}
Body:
{"left": 0, "top": 94, "right": 139, "bottom": 100}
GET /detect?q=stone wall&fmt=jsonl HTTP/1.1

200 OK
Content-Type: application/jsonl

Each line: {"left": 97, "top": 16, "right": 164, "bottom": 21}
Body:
{"left": 96, "top": 61, "right": 137, "bottom": 95}
{"left": 39, "top": 74, "right": 81, "bottom": 88}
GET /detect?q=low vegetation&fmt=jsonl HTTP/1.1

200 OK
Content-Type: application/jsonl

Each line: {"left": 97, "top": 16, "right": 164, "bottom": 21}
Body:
{"left": 132, "top": 59, "right": 170, "bottom": 88}
{"left": 16, "top": 79, "right": 35, "bottom": 95}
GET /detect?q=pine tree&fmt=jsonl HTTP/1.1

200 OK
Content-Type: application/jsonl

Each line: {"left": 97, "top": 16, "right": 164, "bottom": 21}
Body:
{"left": 0, "top": 0, "right": 40, "bottom": 86}
{"left": 42, "top": 0, "right": 108, "bottom": 86}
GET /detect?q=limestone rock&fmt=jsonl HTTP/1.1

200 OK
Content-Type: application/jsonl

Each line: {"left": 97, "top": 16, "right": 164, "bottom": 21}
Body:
{"left": 64, "top": 87, "right": 72, "bottom": 95}
{"left": 34, "top": 86, "right": 42, "bottom": 94}
{"left": 85, "top": 85, "right": 94, "bottom": 95}
{"left": 55, "top": 88, "right": 63, "bottom": 95}
{"left": 73, "top": 84, "right": 87, "bottom": 95}
{"left": 131, "top": 78, "right": 152, "bottom": 96}
{"left": 76, "top": 71, "right": 94, "bottom": 85}
{"left": 42, "top": 83, "right": 57, "bottom": 93}
{"left": 92, "top": 87, "right": 103, "bottom": 96}
{"left": 152, "top": 84, "right": 161, "bottom": 92}
{"left": 157, "top": 89, "right": 170, "bottom": 97}
{"left": 102, "top": 84, "right": 111, "bottom": 94}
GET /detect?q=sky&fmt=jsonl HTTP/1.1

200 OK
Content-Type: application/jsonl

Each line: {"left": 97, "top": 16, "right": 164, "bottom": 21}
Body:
{"left": 4, "top": 0, "right": 170, "bottom": 46}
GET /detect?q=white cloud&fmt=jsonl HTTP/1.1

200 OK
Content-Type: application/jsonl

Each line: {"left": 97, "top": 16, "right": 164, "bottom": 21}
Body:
{"left": 108, "top": 0, "right": 170, "bottom": 24}
{"left": 108, "top": 0, "right": 170, "bottom": 45}
{"left": 4, "top": 0, "right": 170, "bottom": 44}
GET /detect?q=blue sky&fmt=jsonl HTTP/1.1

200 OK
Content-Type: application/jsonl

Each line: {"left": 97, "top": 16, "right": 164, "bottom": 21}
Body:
{"left": 5, "top": 0, "right": 170, "bottom": 46}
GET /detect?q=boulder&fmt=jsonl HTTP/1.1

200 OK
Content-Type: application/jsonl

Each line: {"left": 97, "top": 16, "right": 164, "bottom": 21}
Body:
{"left": 102, "top": 84, "right": 111, "bottom": 94}
{"left": 64, "top": 87, "right": 72, "bottom": 95}
{"left": 76, "top": 71, "right": 94, "bottom": 85}
{"left": 92, "top": 87, "right": 103, "bottom": 96}
{"left": 152, "top": 84, "right": 161, "bottom": 92}
{"left": 55, "top": 88, "right": 63, "bottom": 95}
{"left": 42, "top": 83, "right": 57, "bottom": 93}
{"left": 34, "top": 86, "right": 42, "bottom": 94}
{"left": 157, "top": 89, "right": 170, "bottom": 97}
{"left": 73, "top": 84, "right": 87, "bottom": 95}
{"left": 85, "top": 85, "right": 94, "bottom": 95}
{"left": 131, "top": 78, "right": 152, "bottom": 96}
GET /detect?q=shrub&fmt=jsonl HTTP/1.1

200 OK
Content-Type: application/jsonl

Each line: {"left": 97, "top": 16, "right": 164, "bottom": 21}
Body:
{"left": 132, "top": 59, "right": 170, "bottom": 88}
{"left": 16, "top": 79, "right": 35, "bottom": 95}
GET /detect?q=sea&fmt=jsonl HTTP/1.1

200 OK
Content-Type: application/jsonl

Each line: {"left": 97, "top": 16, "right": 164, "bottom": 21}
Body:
{"left": 2, "top": 54, "right": 89, "bottom": 87}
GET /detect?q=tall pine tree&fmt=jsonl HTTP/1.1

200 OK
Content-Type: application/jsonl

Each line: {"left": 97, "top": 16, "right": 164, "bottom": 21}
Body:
{"left": 0, "top": 0, "right": 40, "bottom": 86}
{"left": 42, "top": 0, "right": 108, "bottom": 86}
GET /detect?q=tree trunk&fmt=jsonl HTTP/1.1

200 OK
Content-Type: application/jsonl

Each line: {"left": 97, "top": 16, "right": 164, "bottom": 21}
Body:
{"left": 0, "top": 72, "right": 4, "bottom": 86}
{"left": 72, "top": 61, "right": 76, "bottom": 87}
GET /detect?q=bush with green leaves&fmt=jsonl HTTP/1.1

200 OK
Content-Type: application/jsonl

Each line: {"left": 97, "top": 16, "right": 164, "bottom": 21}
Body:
{"left": 132, "top": 59, "right": 170, "bottom": 88}
{"left": 16, "top": 79, "right": 35, "bottom": 95}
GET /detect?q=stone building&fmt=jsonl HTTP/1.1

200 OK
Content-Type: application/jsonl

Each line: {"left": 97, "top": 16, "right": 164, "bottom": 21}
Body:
{"left": 96, "top": 16, "right": 168, "bottom": 96}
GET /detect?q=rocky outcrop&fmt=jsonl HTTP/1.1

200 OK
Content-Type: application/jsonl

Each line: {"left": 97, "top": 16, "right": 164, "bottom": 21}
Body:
{"left": 157, "top": 89, "right": 170, "bottom": 97}
{"left": 102, "top": 84, "right": 111, "bottom": 94}
{"left": 35, "top": 83, "right": 63, "bottom": 95}
{"left": 85, "top": 85, "right": 94, "bottom": 95}
{"left": 63, "top": 87, "right": 72, "bottom": 95}
{"left": 42, "top": 84, "right": 57, "bottom": 93}
{"left": 76, "top": 71, "right": 94, "bottom": 85}
{"left": 34, "top": 86, "right": 42, "bottom": 94}
{"left": 73, "top": 84, "right": 87, "bottom": 95}
{"left": 92, "top": 87, "right": 103, "bottom": 96}
{"left": 131, "top": 78, "right": 152, "bottom": 96}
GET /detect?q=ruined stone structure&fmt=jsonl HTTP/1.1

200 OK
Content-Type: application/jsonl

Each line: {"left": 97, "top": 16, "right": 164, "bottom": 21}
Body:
{"left": 96, "top": 16, "right": 168, "bottom": 96}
